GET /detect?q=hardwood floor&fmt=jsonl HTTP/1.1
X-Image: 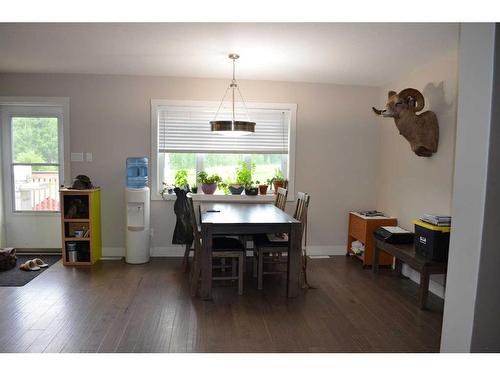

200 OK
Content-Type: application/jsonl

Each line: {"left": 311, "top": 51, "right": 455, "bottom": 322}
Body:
{"left": 0, "top": 256, "right": 444, "bottom": 353}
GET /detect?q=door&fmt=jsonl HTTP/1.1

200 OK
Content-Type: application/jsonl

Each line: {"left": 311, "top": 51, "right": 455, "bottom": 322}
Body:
{"left": 1, "top": 104, "right": 65, "bottom": 248}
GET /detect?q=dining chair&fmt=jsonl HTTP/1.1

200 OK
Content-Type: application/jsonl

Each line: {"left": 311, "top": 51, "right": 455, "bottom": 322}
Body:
{"left": 253, "top": 192, "right": 311, "bottom": 290}
{"left": 187, "top": 196, "right": 245, "bottom": 296}
{"left": 274, "top": 187, "right": 288, "bottom": 211}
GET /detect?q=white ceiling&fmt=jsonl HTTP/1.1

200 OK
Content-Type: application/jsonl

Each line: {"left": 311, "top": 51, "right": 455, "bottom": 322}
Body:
{"left": 0, "top": 23, "right": 459, "bottom": 86}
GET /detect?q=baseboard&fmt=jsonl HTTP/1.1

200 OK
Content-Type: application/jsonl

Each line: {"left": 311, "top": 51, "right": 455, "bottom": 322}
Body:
{"left": 306, "top": 245, "right": 346, "bottom": 256}
{"left": 102, "top": 247, "right": 126, "bottom": 257}
{"left": 148, "top": 244, "right": 347, "bottom": 257}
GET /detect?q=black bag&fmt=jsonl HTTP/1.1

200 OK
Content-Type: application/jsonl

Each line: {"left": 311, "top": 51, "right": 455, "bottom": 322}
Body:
{"left": 172, "top": 187, "right": 194, "bottom": 246}
{"left": 71, "top": 175, "right": 94, "bottom": 189}
{"left": 0, "top": 248, "right": 17, "bottom": 271}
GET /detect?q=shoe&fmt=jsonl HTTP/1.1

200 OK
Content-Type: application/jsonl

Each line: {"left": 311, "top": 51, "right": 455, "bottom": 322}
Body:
{"left": 19, "top": 260, "right": 41, "bottom": 271}
{"left": 33, "top": 258, "right": 48, "bottom": 268}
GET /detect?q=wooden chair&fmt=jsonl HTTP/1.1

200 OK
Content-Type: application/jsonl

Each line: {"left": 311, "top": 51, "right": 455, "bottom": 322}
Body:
{"left": 253, "top": 192, "right": 310, "bottom": 290}
{"left": 187, "top": 196, "right": 245, "bottom": 296}
{"left": 274, "top": 187, "right": 288, "bottom": 211}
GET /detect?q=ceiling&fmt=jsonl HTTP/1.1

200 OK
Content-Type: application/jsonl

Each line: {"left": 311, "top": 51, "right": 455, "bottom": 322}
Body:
{"left": 0, "top": 23, "right": 459, "bottom": 86}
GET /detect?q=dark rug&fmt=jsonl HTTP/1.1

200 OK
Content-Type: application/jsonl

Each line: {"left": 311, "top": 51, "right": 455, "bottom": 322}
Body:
{"left": 0, "top": 255, "right": 61, "bottom": 287}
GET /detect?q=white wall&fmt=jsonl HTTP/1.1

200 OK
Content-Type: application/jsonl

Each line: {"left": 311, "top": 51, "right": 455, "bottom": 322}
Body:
{"left": 374, "top": 48, "right": 459, "bottom": 298}
{"left": 440, "top": 23, "right": 496, "bottom": 353}
{"left": 0, "top": 73, "right": 381, "bottom": 255}
{"left": 0, "top": 139, "right": 4, "bottom": 247}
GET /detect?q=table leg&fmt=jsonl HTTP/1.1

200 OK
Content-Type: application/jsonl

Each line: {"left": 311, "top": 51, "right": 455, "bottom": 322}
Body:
{"left": 395, "top": 258, "right": 403, "bottom": 277}
{"left": 200, "top": 223, "right": 213, "bottom": 300}
{"left": 419, "top": 271, "right": 430, "bottom": 309}
{"left": 372, "top": 242, "right": 380, "bottom": 273}
{"left": 287, "top": 222, "right": 302, "bottom": 298}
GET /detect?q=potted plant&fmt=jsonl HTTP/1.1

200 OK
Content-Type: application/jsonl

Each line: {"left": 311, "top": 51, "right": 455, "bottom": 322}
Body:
{"left": 229, "top": 162, "right": 253, "bottom": 195}
{"left": 159, "top": 182, "right": 175, "bottom": 199}
{"left": 190, "top": 185, "right": 198, "bottom": 194}
{"left": 244, "top": 180, "right": 258, "bottom": 196}
{"left": 174, "top": 169, "right": 189, "bottom": 189}
{"left": 256, "top": 180, "right": 269, "bottom": 195}
{"left": 197, "top": 171, "right": 222, "bottom": 195}
{"left": 270, "top": 169, "right": 287, "bottom": 194}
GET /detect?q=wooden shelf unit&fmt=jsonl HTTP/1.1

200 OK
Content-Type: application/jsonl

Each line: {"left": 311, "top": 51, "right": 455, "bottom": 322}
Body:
{"left": 60, "top": 188, "right": 102, "bottom": 266}
{"left": 347, "top": 211, "right": 397, "bottom": 267}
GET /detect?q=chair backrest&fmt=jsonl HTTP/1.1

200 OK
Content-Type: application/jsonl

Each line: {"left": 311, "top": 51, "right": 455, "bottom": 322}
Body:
{"left": 186, "top": 195, "right": 202, "bottom": 248}
{"left": 274, "top": 187, "right": 288, "bottom": 211}
{"left": 293, "top": 192, "right": 310, "bottom": 224}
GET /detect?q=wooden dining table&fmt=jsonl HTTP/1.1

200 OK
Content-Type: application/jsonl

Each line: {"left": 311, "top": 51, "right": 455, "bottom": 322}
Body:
{"left": 199, "top": 202, "right": 302, "bottom": 299}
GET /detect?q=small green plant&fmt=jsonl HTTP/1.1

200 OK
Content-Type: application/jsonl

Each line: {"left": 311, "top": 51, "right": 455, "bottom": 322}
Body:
{"left": 197, "top": 171, "right": 222, "bottom": 185}
{"left": 235, "top": 161, "right": 255, "bottom": 188}
{"left": 174, "top": 169, "right": 189, "bottom": 188}
{"left": 272, "top": 169, "right": 285, "bottom": 182}
{"left": 219, "top": 179, "right": 231, "bottom": 195}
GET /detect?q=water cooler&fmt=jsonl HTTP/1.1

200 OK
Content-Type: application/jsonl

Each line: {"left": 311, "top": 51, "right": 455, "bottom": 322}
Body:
{"left": 125, "top": 157, "right": 150, "bottom": 264}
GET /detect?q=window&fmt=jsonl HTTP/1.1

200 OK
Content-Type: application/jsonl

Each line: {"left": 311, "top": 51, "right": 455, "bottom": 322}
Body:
{"left": 151, "top": 100, "right": 296, "bottom": 199}
{"left": 11, "top": 117, "right": 60, "bottom": 211}
{"left": 1, "top": 102, "right": 66, "bottom": 212}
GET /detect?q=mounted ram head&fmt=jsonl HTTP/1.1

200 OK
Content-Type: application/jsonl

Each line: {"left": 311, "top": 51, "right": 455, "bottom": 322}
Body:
{"left": 373, "top": 88, "right": 439, "bottom": 157}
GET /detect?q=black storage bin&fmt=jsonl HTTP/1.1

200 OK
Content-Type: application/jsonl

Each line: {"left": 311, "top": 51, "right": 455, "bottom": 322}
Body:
{"left": 413, "top": 220, "right": 451, "bottom": 262}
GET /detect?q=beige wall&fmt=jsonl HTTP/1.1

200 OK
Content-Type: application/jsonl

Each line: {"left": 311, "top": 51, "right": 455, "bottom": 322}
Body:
{"left": 0, "top": 73, "right": 381, "bottom": 255}
{"left": 375, "top": 49, "right": 459, "bottom": 296}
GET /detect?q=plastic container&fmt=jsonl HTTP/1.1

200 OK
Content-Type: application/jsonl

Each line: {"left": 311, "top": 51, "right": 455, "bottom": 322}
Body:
{"left": 67, "top": 242, "right": 77, "bottom": 262}
{"left": 413, "top": 220, "right": 451, "bottom": 262}
{"left": 126, "top": 157, "right": 149, "bottom": 188}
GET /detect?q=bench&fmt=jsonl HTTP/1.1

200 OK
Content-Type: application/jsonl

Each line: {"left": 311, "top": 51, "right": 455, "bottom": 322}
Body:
{"left": 372, "top": 237, "right": 447, "bottom": 309}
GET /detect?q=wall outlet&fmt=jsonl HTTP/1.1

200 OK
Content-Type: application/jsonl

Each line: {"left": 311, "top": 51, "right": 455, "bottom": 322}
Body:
{"left": 86, "top": 152, "right": 93, "bottom": 162}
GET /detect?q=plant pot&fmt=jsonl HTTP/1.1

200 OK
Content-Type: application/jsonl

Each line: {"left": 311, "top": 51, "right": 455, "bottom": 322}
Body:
{"left": 191, "top": 186, "right": 198, "bottom": 194}
{"left": 258, "top": 185, "right": 269, "bottom": 195}
{"left": 244, "top": 187, "right": 258, "bottom": 196}
{"left": 229, "top": 185, "right": 244, "bottom": 195}
{"left": 201, "top": 183, "right": 217, "bottom": 195}
{"left": 272, "top": 180, "right": 286, "bottom": 194}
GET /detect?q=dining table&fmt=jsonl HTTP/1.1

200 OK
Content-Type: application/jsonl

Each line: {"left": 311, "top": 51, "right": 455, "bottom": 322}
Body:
{"left": 199, "top": 202, "right": 302, "bottom": 299}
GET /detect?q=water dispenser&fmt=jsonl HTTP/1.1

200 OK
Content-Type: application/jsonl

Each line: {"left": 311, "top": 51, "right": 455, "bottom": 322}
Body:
{"left": 125, "top": 157, "right": 150, "bottom": 264}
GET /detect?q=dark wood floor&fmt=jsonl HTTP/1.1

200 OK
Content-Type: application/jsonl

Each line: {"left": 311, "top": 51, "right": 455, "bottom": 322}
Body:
{"left": 0, "top": 256, "right": 444, "bottom": 353}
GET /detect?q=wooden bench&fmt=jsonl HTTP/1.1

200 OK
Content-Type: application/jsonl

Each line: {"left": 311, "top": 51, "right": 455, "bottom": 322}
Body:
{"left": 372, "top": 237, "right": 447, "bottom": 309}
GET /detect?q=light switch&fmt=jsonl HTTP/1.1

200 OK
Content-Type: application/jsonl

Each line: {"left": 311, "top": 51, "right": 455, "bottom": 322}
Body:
{"left": 71, "top": 152, "right": 84, "bottom": 162}
{"left": 86, "top": 152, "right": 93, "bottom": 162}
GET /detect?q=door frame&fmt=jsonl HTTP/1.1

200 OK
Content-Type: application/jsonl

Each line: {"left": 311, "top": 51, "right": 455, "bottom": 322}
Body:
{"left": 0, "top": 97, "right": 70, "bottom": 247}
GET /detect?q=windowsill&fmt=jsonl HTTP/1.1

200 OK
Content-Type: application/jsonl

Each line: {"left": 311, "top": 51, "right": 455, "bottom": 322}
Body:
{"left": 157, "top": 193, "right": 277, "bottom": 202}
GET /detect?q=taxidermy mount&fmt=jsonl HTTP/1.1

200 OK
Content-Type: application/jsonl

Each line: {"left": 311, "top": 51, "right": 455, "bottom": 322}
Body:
{"left": 373, "top": 88, "right": 439, "bottom": 157}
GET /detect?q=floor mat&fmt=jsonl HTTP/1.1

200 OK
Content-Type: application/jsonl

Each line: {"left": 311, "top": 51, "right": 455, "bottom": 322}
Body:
{"left": 0, "top": 254, "right": 61, "bottom": 287}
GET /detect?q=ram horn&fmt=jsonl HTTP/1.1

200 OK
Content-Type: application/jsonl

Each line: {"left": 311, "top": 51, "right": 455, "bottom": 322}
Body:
{"left": 398, "top": 88, "right": 425, "bottom": 112}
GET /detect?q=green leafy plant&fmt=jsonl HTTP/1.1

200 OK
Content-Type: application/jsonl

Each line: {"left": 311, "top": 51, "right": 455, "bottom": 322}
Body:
{"left": 272, "top": 169, "right": 285, "bottom": 182}
{"left": 174, "top": 169, "right": 189, "bottom": 188}
{"left": 235, "top": 161, "right": 255, "bottom": 188}
{"left": 219, "top": 179, "right": 231, "bottom": 195}
{"left": 197, "top": 171, "right": 222, "bottom": 185}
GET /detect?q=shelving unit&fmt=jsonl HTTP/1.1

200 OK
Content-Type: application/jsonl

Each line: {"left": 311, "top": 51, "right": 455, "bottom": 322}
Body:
{"left": 60, "top": 188, "right": 102, "bottom": 266}
{"left": 346, "top": 211, "right": 397, "bottom": 267}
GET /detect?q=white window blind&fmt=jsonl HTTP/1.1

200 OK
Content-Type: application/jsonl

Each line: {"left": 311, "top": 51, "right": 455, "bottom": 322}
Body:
{"left": 158, "top": 105, "right": 289, "bottom": 154}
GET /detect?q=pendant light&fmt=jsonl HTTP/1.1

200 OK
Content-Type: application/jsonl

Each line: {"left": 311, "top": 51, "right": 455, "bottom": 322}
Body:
{"left": 211, "top": 53, "right": 255, "bottom": 135}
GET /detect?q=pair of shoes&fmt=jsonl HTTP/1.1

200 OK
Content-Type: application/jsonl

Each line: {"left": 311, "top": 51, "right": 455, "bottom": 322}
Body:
{"left": 19, "top": 258, "right": 48, "bottom": 271}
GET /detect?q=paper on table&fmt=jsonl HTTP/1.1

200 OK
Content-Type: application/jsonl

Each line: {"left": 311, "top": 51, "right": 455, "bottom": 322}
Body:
{"left": 381, "top": 226, "right": 411, "bottom": 234}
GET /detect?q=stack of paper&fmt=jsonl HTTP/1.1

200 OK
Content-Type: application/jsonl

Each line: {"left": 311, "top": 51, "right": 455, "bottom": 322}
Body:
{"left": 421, "top": 214, "right": 452, "bottom": 227}
{"left": 351, "top": 240, "right": 365, "bottom": 256}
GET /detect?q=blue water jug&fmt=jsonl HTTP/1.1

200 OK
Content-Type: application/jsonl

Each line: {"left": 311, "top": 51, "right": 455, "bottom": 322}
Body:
{"left": 126, "top": 157, "right": 148, "bottom": 188}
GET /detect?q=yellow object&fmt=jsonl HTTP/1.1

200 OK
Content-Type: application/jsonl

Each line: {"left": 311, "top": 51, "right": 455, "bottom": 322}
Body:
{"left": 412, "top": 219, "right": 451, "bottom": 233}
{"left": 60, "top": 188, "right": 102, "bottom": 265}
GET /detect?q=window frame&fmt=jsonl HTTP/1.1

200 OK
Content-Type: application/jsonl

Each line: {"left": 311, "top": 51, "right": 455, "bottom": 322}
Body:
{"left": 151, "top": 99, "right": 297, "bottom": 201}
{"left": 0, "top": 97, "right": 70, "bottom": 215}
